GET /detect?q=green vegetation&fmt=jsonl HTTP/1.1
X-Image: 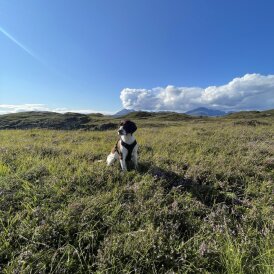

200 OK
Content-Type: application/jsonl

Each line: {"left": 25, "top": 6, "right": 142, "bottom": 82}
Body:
{"left": 225, "top": 109, "right": 274, "bottom": 119}
{"left": 0, "top": 111, "right": 116, "bottom": 130}
{"left": 0, "top": 112, "right": 273, "bottom": 273}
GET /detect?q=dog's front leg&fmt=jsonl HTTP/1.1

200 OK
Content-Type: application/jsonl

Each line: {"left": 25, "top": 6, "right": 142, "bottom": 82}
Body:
{"left": 120, "top": 158, "right": 127, "bottom": 171}
{"left": 132, "top": 145, "right": 138, "bottom": 169}
{"left": 132, "top": 154, "right": 138, "bottom": 169}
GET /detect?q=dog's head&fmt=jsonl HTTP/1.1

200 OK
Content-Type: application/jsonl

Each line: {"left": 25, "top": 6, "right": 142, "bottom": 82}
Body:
{"left": 118, "top": 120, "right": 137, "bottom": 135}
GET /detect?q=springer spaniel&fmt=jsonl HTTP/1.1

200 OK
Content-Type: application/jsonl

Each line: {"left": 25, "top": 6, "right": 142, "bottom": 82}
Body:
{"left": 107, "top": 120, "right": 138, "bottom": 171}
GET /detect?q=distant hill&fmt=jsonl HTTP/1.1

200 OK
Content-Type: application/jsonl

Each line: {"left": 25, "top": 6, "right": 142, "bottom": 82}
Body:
{"left": 113, "top": 109, "right": 136, "bottom": 117}
{"left": 0, "top": 111, "right": 91, "bottom": 130}
{"left": 185, "top": 107, "right": 227, "bottom": 116}
{"left": 122, "top": 111, "right": 153, "bottom": 119}
{"left": 225, "top": 109, "right": 274, "bottom": 119}
{"left": 120, "top": 111, "right": 195, "bottom": 121}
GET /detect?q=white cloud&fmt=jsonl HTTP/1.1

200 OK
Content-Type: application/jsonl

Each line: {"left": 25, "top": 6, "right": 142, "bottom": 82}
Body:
{"left": 0, "top": 104, "right": 113, "bottom": 115}
{"left": 120, "top": 73, "right": 274, "bottom": 112}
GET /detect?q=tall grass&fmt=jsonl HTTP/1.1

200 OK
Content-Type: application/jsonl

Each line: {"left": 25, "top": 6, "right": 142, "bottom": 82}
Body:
{"left": 0, "top": 119, "right": 273, "bottom": 273}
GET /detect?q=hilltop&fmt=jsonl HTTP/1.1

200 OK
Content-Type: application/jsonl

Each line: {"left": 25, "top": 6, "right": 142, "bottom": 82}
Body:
{"left": 113, "top": 108, "right": 136, "bottom": 117}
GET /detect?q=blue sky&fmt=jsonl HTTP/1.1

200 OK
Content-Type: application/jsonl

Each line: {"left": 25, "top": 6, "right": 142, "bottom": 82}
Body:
{"left": 0, "top": 0, "right": 274, "bottom": 114}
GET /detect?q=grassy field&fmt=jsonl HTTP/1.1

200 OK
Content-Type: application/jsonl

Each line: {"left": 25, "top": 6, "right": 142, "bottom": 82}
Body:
{"left": 0, "top": 116, "right": 273, "bottom": 273}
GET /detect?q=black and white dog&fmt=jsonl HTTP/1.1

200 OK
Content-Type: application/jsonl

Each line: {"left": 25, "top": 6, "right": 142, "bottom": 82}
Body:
{"left": 107, "top": 120, "right": 138, "bottom": 171}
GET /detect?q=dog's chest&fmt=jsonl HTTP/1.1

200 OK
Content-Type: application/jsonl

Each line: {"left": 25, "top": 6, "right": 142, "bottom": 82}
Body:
{"left": 121, "top": 140, "right": 137, "bottom": 161}
{"left": 112, "top": 139, "right": 137, "bottom": 161}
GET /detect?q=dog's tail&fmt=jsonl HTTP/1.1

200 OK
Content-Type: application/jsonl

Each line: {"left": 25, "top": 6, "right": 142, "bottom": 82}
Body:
{"left": 107, "top": 151, "right": 119, "bottom": 166}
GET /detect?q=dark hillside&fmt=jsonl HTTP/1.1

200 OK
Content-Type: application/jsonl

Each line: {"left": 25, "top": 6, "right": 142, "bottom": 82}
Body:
{"left": 0, "top": 111, "right": 90, "bottom": 130}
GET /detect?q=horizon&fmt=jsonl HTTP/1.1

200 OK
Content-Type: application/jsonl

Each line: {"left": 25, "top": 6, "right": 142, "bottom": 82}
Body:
{"left": 1, "top": 0, "right": 274, "bottom": 114}
{"left": 1, "top": 105, "right": 274, "bottom": 117}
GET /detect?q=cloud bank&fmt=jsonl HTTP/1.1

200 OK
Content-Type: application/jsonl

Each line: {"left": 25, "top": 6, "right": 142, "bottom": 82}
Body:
{"left": 0, "top": 104, "right": 112, "bottom": 115}
{"left": 120, "top": 74, "right": 274, "bottom": 112}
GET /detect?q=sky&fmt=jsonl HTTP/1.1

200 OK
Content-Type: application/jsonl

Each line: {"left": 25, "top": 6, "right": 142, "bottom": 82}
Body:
{"left": 0, "top": 0, "right": 274, "bottom": 114}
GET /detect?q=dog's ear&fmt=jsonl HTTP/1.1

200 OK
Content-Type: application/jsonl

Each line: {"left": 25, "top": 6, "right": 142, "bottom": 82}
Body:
{"left": 119, "top": 120, "right": 137, "bottom": 134}
{"left": 126, "top": 120, "right": 137, "bottom": 134}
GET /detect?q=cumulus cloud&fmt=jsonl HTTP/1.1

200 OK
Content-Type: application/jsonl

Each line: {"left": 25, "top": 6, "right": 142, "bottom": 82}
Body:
{"left": 120, "top": 74, "right": 274, "bottom": 112}
{"left": 0, "top": 104, "right": 112, "bottom": 115}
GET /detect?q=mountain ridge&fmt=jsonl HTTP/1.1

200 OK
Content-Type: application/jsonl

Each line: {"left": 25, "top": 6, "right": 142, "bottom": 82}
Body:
{"left": 185, "top": 107, "right": 227, "bottom": 116}
{"left": 113, "top": 109, "right": 136, "bottom": 117}
{"left": 115, "top": 107, "right": 228, "bottom": 117}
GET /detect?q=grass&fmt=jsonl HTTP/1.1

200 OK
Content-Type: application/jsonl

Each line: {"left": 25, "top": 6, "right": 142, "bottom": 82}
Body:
{"left": 0, "top": 117, "right": 273, "bottom": 273}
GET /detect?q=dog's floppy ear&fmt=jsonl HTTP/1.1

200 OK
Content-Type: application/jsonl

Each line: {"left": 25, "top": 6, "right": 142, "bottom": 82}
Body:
{"left": 122, "top": 120, "right": 137, "bottom": 134}
{"left": 128, "top": 121, "right": 137, "bottom": 134}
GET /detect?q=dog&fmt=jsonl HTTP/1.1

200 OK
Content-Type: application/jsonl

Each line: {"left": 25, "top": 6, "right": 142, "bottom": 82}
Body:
{"left": 107, "top": 120, "right": 138, "bottom": 171}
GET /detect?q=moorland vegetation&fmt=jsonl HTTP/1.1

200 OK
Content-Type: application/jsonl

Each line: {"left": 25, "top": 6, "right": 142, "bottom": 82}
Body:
{"left": 0, "top": 110, "right": 273, "bottom": 273}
